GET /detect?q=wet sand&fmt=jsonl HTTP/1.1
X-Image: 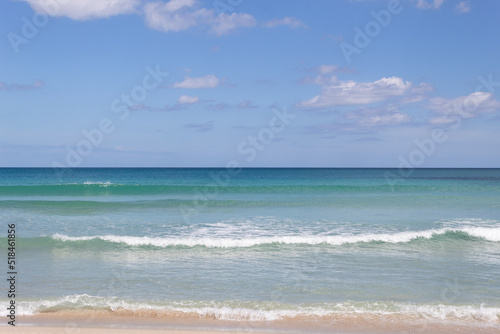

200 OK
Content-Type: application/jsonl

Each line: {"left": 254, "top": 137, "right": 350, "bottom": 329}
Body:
{"left": 2, "top": 310, "right": 499, "bottom": 334}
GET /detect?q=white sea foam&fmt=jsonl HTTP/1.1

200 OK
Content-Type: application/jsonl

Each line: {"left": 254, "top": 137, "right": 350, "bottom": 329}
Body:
{"left": 462, "top": 227, "right": 500, "bottom": 242}
{"left": 52, "top": 227, "right": 500, "bottom": 248}
{"left": 1, "top": 295, "right": 499, "bottom": 322}
{"left": 82, "top": 181, "right": 113, "bottom": 187}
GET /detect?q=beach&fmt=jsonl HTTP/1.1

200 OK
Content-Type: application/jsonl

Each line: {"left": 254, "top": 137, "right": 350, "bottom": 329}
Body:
{"left": 3, "top": 312, "right": 500, "bottom": 334}
{"left": 5, "top": 311, "right": 500, "bottom": 334}
{"left": 1, "top": 168, "right": 499, "bottom": 333}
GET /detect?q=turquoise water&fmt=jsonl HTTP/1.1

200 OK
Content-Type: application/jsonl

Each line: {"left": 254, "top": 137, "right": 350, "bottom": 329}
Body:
{"left": 1, "top": 168, "right": 500, "bottom": 324}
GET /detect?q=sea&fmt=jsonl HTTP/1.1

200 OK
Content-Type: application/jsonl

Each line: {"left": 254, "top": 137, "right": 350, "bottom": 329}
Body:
{"left": 1, "top": 168, "right": 499, "bottom": 331}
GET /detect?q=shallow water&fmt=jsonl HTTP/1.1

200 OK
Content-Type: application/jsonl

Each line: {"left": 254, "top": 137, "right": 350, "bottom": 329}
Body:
{"left": 1, "top": 168, "right": 499, "bottom": 328}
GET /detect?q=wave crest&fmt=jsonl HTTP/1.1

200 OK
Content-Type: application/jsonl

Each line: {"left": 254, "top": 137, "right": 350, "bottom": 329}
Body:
{"left": 51, "top": 227, "right": 500, "bottom": 249}
{"left": 1, "top": 295, "right": 499, "bottom": 322}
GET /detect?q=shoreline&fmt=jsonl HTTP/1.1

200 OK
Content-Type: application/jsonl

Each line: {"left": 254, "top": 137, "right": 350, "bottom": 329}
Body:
{"left": 2, "top": 310, "right": 499, "bottom": 334}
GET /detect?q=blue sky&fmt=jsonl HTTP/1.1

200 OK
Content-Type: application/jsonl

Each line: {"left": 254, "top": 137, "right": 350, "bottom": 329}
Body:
{"left": 1, "top": 0, "right": 499, "bottom": 167}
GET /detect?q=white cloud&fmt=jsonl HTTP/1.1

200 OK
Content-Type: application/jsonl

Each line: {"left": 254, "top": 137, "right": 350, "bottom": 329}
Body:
{"left": 400, "top": 82, "right": 434, "bottom": 104}
{"left": 173, "top": 75, "right": 221, "bottom": 89}
{"left": 411, "top": 83, "right": 434, "bottom": 94}
{"left": 21, "top": 0, "right": 305, "bottom": 35}
{"left": 305, "top": 104, "right": 411, "bottom": 135}
{"left": 262, "top": 17, "right": 307, "bottom": 29}
{"left": 346, "top": 106, "right": 411, "bottom": 127}
{"left": 428, "top": 117, "right": 456, "bottom": 125}
{"left": 434, "top": 0, "right": 446, "bottom": 8}
{"left": 299, "top": 76, "right": 413, "bottom": 108}
{"left": 21, "top": 0, "right": 140, "bottom": 21}
{"left": 162, "top": 0, "right": 196, "bottom": 12}
{"left": 211, "top": 12, "right": 257, "bottom": 36}
{"left": 427, "top": 92, "right": 500, "bottom": 124}
{"left": 352, "top": 0, "right": 452, "bottom": 11}
{"left": 317, "top": 65, "right": 339, "bottom": 75}
{"left": 415, "top": 0, "right": 445, "bottom": 9}
{"left": 143, "top": 0, "right": 256, "bottom": 35}
{"left": 177, "top": 95, "right": 200, "bottom": 104}
{"left": 455, "top": 1, "right": 471, "bottom": 13}
{"left": 301, "top": 64, "right": 351, "bottom": 85}
{"left": 143, "top": 1, "right": 212, "bottom": 32}
{"left": 366, "top": 112, "right": 410, "bottom": 126}
{"left": 301, "top": 75, "right": 340, "bottom": 86}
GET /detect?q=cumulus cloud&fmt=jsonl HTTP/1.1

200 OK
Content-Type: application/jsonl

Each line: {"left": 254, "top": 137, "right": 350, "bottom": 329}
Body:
{"left": 177, "top": 95, "right": 200, "bottom": 104}
{"left": 143, "top": 0, "right": 256, "bottom": 35}
{"left": 173, "top": 75, "right": 221, "bottom": 89}
{"left": 400, "top": 82, "right": 434, "bottom": 104}
{"left": 143, "top": 0, "right": 211, "bottom": 32}
{"left": 262, "top": 17, "right": 307, "bottom": 29}
{"left": 20, "top": 0, "right": 306, "bottom": 35}
{"left": 21, "top": 0, "right": 140, "bottom": 21}
{"left": 455, "top": 1, "right": 471, "bottom": 13}
{"left": 427, "top": 92, "right": 500, "bottom": 124}
{"left": 299, "top": 76, "right": 414, "bottom": 108}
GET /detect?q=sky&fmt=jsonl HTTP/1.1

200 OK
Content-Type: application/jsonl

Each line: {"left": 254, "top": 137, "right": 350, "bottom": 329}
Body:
{"left": 0, "top": 0, "right": 499, "bottom": 167}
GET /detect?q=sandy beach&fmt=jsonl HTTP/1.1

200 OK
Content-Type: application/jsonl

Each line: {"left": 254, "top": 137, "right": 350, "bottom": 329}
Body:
{"left": 0, "top": 329, "right": 235, "bottom": 334}
{"left": 2, "top": 323, "right": 500, "bottom": 334}
{"left": 1, "top": 310, "right": 499, "bottom": 334}
{"left": 0, "top": 329, "right": 269, "bottom": 334}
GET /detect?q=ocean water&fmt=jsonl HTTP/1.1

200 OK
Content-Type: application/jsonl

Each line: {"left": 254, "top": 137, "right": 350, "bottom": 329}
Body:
{"left": 1, "top": 168, "right": 500, "bottom": 328}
